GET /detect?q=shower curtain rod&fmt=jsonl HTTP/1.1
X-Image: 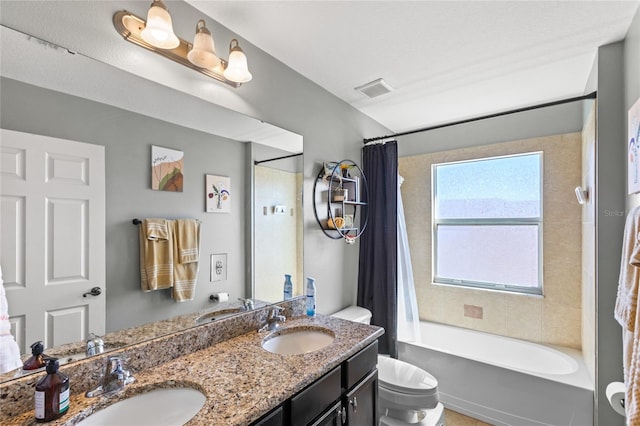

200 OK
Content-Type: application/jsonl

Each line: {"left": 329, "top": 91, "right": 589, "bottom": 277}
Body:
{"left": 362, "top": 91, "right": 597, "bottom": 144}
{"left": 254, "top": 152, "right": 302, "bottom": 165}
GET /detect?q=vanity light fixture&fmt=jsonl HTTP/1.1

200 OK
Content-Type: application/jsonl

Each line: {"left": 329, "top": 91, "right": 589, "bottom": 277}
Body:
{"left": 113, "top": 0, "right": 252, "bottom": 88}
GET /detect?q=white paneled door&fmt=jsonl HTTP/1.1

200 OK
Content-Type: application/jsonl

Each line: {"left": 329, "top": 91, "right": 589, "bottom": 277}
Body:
{"left": 1, "top": 129, "right": 105, "bottom": 354}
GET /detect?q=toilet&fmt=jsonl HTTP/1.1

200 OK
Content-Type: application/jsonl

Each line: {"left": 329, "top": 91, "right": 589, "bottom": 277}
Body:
{"left": 332, "top": 306, "right": 445, "bottom": 426}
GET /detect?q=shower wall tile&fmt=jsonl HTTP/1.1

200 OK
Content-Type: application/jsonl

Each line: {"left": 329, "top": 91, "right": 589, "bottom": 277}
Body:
{"left": 505, "top": 295, "right": 544, "bottom": 342}
{"left": 399, "top": 132, "right": 583, "bottom": 350}
{"left": 543, "top": 303, "right": 582, "bottom": 349}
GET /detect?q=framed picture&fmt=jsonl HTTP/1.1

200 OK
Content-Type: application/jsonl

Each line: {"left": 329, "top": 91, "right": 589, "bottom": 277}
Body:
{"left": 151, "top": 146, "right": 184, "bottom": 192}
{"left": 629, "top": 97, "right": 640, "bottom": 194}
{"left": 206, "top": 174, "right": 231, "bottom": 213}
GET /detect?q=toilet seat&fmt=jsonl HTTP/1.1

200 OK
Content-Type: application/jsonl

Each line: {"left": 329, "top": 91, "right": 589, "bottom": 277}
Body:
{"left": 377, "top": 355, "right": 439, "bottom": 410}
{"left": 377, "top": 356, "right": 438, "bottom": 395}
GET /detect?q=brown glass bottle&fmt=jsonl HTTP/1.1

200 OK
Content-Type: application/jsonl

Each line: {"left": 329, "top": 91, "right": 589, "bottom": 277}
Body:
{"left": 23, "top": 341, "right": 48, "bottom": 371}
{"left": 35, "top": 359, "right": 70, "bottom": 422}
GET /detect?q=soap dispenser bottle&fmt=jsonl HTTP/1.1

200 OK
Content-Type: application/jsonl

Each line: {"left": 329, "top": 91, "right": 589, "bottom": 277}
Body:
{"left": 23, "top": 341, "right": 48, "bottom": 371}
{"left": 35, "top": 358, "right": 69, "bottom": 422}
{"left": 283, "top": 274, "right": 293, "bottom": 300}
{"left": 306, "top": 277, "right": 316, "bottom": 316}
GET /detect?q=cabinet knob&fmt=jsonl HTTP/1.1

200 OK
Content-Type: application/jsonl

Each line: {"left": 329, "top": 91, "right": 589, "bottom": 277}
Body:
{"left": 350, "top": 397, "right": 358, "bottom": 413}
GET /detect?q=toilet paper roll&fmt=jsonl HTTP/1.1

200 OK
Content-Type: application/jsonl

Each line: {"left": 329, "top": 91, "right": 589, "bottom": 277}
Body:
{"left": 214, "top": 292, "right": 229, "bottom": 302}
{"left": 606, "top": 381, "right": 626, "bottom": 416}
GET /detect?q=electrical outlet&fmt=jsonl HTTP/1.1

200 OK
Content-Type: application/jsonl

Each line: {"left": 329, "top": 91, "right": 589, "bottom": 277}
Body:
{"left": 210, "top": 253, "right": 227, "bottom": 282}
{"left": 274, "top": 205, "right": 286, "bottom": 215}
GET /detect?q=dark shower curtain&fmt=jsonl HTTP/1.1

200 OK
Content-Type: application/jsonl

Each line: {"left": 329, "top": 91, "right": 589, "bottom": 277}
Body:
{"left": 357, "top": 141, "right": 398, "bottom": 357}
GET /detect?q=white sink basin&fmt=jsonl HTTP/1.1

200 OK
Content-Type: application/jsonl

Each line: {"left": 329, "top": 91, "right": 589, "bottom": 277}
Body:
{"left": 77, "top": 388, "right": 206, "bottom": 426}
{"left": 262, "top": 327, "right": 335, "bottom": 355}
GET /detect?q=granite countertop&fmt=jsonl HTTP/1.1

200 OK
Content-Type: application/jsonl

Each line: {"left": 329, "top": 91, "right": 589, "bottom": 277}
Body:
{"left": 1, "top": 299, "right": 273, "bottom": 384}
{"left": 4, "top": 314, "right": 383, "bottom": 426}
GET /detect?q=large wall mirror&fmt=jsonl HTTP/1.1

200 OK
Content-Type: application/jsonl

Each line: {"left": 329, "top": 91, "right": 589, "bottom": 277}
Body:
{"left": 0, "top": 21, "right": 302, "bottom": 384}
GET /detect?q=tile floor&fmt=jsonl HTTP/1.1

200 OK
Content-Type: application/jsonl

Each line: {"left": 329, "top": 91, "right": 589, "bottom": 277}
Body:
{"left": 444, "top": 408, "right": 493, "bottom": 426}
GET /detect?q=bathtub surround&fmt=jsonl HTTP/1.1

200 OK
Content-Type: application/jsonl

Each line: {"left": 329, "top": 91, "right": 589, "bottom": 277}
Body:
{"left": 399, "top": 132, "right": 582, "bottom": 349}
{"left": 358, "top": 141, "right": 398, "bottom": 356}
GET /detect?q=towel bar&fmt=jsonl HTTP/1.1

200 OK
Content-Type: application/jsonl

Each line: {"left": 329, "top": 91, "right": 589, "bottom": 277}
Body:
{"left": 132, "top": 218, "right": 201, "bottom": 225}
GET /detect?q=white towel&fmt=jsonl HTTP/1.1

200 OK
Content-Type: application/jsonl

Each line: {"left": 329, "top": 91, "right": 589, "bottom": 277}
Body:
{"left": 615, "top": 206, "right": 640, "bottom": 423}
{"left": 0, "top": 266, "right": 23, "bottom": 374}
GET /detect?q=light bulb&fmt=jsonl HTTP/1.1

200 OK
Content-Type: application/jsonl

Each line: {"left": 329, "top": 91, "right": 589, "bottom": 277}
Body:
{"left": 187, "top": 20, "right": 220, "bottom": 69}
{"left": 140, "top": 0, "right": 180, "bottom": 49}
{"left": 223, "top": 39, "right": 252, "bottom": 83}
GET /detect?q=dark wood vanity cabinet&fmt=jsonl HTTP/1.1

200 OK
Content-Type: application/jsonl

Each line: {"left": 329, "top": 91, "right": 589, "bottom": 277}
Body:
{"left": 252, "top": 340, "right": 378, "bottom": 426}
{"left": 344, "top": 369, "right": 378, "bottom": 425}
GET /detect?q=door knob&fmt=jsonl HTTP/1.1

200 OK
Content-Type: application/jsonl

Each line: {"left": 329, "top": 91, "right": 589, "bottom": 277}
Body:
{"left": 82, "top": 287, "right": 102, "bottom": 297}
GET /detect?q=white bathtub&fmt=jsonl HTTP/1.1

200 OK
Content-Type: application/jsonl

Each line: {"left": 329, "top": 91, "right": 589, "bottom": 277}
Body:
{"left": 398, "top": 321, "right": 594, "bottom": 426}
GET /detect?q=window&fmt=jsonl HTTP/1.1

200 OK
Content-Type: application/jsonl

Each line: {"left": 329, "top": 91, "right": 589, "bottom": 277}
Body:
{"left": 432, "top": 152, "right": 543, "bottom": 295}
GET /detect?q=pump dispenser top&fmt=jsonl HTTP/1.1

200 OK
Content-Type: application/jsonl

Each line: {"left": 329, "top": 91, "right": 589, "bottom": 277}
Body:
{"left": 23, "top": 341, "right": 48, "bottom": 371}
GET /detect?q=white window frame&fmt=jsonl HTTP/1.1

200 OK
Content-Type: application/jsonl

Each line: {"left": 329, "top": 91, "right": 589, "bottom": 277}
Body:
{"left": 432, "top": 152, "right": 544, "bottom": 295}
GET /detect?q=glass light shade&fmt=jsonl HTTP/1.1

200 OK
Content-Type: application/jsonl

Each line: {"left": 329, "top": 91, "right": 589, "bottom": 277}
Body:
{"left": 187, "top": 20, "right": 220, "bottom": 69}
{"left": 140, "top": 0, "right": 180, "bottom": 49}
{"left": 223, "top": 39, "right": 252, "bottom": 83}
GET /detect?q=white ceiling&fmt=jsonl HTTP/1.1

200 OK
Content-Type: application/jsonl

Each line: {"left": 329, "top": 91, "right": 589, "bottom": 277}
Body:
{"left": 1, "top": 1, "right": 638, "bottom": 140}
{"left": 188, "top": 0, "right": 640, "bottom": 133}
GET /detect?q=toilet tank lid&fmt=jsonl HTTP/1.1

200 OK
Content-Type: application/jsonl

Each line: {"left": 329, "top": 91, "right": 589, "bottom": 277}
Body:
{"left": 331, "top": 306, "right": 372, "bottom": 324}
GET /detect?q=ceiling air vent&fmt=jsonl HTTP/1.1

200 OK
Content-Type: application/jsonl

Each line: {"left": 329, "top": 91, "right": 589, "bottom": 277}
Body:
{"left": 355, "top": 78, "right": 394, "bottom": 98}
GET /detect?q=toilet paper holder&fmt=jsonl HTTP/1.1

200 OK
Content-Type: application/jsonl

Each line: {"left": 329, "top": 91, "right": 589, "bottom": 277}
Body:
{"left": 607, "top": 381, "right": 626, "bottom": 416}
{"left": 209, "top": 292, "right": 229, "bottom": 302}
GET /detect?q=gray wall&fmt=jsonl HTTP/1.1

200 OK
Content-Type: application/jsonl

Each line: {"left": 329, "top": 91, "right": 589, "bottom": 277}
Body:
{"left": 601, "top": 6, "right": 640, "bottom": 426}
{"left": 595, "top": 42, "right": 627, "bottom": 426}
{"left": 397, "top": 100, "right": 585, "bottom": 157}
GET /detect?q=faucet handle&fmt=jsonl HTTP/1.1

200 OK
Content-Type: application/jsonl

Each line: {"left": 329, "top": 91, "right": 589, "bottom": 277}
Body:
{"left": 269, "top": 305, "right": 285, "bottom": 317}
{"left": 86, "top": 356, "right": 134, "bottom": 397}
{"left": 238, "top": 297, "right": 254, "bottom": 310}
{"left": 105, "top": 356, "right": 135, "bottom": 388}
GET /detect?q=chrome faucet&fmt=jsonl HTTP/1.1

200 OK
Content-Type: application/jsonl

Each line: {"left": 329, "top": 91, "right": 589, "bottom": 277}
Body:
{"left": 86, "top": 356, "right": 135, "bottom": 397}
{"left": 238, "top": 297, "right": 254, "bottom": 311}
{"left": 259, "top": 306, "right": 286, "bottom": 332}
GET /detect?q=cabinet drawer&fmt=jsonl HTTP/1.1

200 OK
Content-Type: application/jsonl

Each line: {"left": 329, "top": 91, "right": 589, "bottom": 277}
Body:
{"left": 291, "top": 366, "right": 342, "bottom": 425}
{"left": 252, "top": 405, "right": 284, "bottom": 426}
{"left": 343, "top": 340, "right": 378, "bottom": 390}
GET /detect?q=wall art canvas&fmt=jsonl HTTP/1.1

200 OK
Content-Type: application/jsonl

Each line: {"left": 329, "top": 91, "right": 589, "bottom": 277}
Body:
{"left": 206, "top": 174, "right": 231, "bottom": 213}
{"left": 151, "top": 146, "right": 184, "bottom": 192}
{"left": 629, "top": 97, "right": 640, "bottom": 194}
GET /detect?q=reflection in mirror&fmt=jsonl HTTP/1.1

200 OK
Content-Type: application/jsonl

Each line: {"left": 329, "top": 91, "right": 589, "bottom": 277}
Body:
{"left": 253, "top": 150, "right": 304, "bottom": 302}
{"left": 0, "top": 23, "right": 303, "bottom": 383}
